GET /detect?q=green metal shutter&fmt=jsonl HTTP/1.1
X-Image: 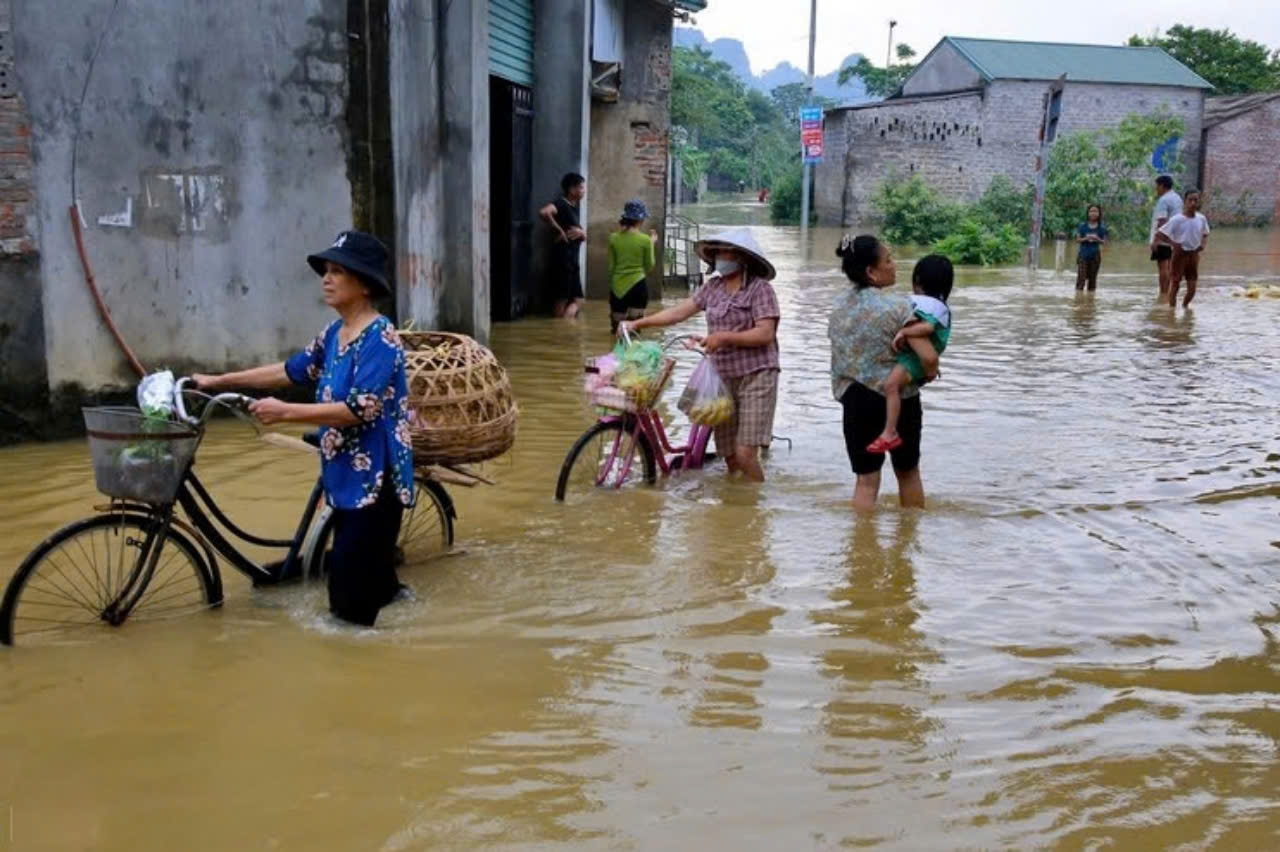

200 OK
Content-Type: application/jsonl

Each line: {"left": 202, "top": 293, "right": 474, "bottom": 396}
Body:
{"left": 489, "top": 0, "right": 535, "bottom": 87}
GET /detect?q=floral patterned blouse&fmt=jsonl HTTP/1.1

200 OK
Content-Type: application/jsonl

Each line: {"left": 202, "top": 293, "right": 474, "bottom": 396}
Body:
{"left": 285, "top": 316, "right": 416, "bottom": 510}
{"left": 828, "top": 285, "right": 920, "bottom": 402}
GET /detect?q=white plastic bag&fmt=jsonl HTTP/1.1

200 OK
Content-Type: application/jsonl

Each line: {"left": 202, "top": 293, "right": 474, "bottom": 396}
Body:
{"left": 137, "top": 370, "right": 176, "bottom": 417}
{"left": 677, "top": 358, "right": 734, "bottom": 426}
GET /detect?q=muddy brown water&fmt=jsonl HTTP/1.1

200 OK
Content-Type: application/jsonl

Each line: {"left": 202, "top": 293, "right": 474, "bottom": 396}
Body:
{"left": 1, "top": 213, "right": 1277, "bottom": 849}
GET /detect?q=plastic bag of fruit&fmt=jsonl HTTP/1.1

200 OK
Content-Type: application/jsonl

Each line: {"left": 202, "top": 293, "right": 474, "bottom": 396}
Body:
{"left": 612, "top": 340, "right": 664, "bottom": 395}
{"left": 677, "top": 357, "right": 734, "bottom": 426}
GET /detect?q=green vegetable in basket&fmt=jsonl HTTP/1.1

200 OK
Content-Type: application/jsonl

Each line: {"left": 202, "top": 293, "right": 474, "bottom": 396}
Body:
{"left": 613, "top": 341, "right": 664, "bottom": 393}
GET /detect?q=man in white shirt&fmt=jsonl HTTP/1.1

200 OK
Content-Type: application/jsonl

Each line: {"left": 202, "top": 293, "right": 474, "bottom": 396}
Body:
{"left": 1149, "top": 175, "right": 1183, "bottom": 298}
{"left": 1156, "top": 189, "right": 1210, "bottom": 309}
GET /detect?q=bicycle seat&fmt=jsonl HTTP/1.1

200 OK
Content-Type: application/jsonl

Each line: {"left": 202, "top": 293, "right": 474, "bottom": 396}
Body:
{"left": 302, "top": 431, "right": 321, "bottom": 448}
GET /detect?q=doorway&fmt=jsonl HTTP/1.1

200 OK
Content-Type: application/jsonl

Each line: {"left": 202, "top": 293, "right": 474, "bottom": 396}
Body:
{"left": 489, "top": 77, "right": 534, "bottom": 322}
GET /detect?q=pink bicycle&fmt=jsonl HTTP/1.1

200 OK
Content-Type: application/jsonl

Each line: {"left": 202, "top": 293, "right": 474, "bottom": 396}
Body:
{"left": 554, "top": 333, "right": 714, "bottom": 501}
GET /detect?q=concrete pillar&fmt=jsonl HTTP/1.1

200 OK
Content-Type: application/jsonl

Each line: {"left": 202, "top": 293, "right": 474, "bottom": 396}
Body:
{"left": 389, "top": 0, "right": 444, "bottom": 333}
{"left": 531, "top": 0, "right": 591, "bottom": 311}
{"left": 439, "top": 0, "right": 491, "bottom": 341}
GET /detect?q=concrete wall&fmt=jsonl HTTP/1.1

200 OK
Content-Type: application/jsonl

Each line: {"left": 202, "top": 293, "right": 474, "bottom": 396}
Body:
{"left": 531, "top": 0, "right": 591, "bottom": 311}
{"left": 902, "top": 42, "right": 984, "bottom": 97}
{"left": 1203, "top": 100, "right": 1280, "bottom": 226}
{"left": 817, "top": 81, "right": 1205, "bottom": 227}
{"left": 14, "top": 0, "right": 352, "bottom": 390}
{"left": 585, "top": 0, "right": 672, "bottom": 300}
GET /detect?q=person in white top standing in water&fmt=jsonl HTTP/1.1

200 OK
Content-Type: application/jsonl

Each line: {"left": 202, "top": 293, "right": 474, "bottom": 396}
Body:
{"left": 1148, "top": 175, "right": 1183, "bottom": 300}
{"left": 1156, "top": 189, "right": 1210, "bottom": 309}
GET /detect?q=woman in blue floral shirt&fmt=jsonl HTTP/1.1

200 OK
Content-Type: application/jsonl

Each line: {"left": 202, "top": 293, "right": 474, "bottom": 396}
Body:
{"left": 194, "top": 231, "right": 416, "bottom": 626}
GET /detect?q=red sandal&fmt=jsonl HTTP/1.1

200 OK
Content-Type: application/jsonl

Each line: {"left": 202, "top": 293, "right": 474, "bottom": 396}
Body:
{"left": 865, "top": 435, "right": 903, "bottom": 454}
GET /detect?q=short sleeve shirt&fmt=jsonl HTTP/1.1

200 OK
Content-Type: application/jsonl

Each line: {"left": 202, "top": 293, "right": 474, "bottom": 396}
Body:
{"left": 1159, "top": 213, "right": 1210, "bottom": 251}
{"left": 285, "top": 316, "right": 416, "bottom": 510}
{"left": 608, "top": 230, "right": 656, "bottom": 298}
{"left": 1076, "top": 223, "right": 1108, "bottom": 261}
{"left": 1150, "top": 192, "right": 1182, "bottom": 242}
{"left": 552, "top": 198, "right": 582, "bottom": 269}
{"left": 692, "top": 274, "right": 781, "bottom": 378}
{"left": 829, "top": 286, "right": 918, "bottom": 400}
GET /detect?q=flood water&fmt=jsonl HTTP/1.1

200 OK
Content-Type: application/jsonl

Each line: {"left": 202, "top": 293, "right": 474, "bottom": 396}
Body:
{"left": 1, "top": 205, "right": 1278, "bottom": 849}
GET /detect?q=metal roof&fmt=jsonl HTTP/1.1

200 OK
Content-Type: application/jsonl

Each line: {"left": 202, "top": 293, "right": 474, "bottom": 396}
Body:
{"left": 1203, "top": 91, "right": 1280, "bottom": 127}
{"left": 938, "top": 37, "right": 1213, "bottom": 89}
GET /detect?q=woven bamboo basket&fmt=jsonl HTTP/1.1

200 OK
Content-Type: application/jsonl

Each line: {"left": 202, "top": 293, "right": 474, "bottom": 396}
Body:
{"left": 398, "top": 330, "right": 518, "bottom": 465}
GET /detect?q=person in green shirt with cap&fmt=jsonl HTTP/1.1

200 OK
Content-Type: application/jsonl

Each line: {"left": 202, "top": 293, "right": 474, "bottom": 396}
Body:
{"left": 608, "top": 199, "right": 659, "bottom": 333}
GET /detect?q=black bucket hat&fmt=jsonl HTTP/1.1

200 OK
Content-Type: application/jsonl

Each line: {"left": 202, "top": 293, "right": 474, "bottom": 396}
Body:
{"left": 307, "top": 230, "right": 391, "bottom": 296}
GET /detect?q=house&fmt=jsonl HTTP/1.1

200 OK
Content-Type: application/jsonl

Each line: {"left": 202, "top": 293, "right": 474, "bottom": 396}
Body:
{"left": 1201, "top": 92, "right": 1280, "bottom": 226}
{"left": 0, "top": 0, "right": 704, "bottom": 405}
{"left": 815, "top": 37, "right": 1212, "bottom": 227}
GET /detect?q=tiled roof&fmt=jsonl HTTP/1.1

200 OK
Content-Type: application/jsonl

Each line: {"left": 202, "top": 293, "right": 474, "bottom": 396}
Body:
{"left": 937, "top": 37, "right": 1213, "bottom": 89}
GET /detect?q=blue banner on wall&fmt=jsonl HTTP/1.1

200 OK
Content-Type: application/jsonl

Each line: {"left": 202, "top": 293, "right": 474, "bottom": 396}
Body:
{"left": 1151, "top": 135, "right": 1180, "bottom": 172}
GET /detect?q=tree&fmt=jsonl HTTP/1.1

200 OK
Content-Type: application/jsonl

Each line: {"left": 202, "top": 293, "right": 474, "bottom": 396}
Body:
{"left": 1128, "top": 25, "right": 1280, "bottom": 94}
{"left": 838, "top": 43, "right": 917, "bottom": 98}
{"left": 769, "top": 83, "right": 837, "bottom": 125}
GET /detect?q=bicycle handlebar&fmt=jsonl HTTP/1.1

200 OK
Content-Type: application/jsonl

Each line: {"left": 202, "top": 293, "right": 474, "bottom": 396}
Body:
{"left": 173, "top": 377, "right": 254, "bottom": 428}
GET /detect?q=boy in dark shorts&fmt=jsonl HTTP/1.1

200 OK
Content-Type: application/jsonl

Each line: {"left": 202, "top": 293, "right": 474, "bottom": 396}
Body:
{"left": 1149, "top": 175, "right": 1182, "bottom": 298}
{"left": 867, "top": 255, "right": 952, "bottom": 455}
{"left": 539, "top": 173, "right": 587, "bottom": 319}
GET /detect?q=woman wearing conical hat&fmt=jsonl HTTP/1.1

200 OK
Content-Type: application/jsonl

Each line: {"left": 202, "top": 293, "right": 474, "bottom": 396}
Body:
{"left": 619, "top": 227, "right": 780, "bottom": 483}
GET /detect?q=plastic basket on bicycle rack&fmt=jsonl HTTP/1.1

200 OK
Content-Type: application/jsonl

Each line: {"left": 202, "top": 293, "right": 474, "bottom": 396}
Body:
{"left": 83, "top": 407, "right": 200, "bottom": 504}
{"left": 587, "top": 357, "right": 676, "bottom": 413}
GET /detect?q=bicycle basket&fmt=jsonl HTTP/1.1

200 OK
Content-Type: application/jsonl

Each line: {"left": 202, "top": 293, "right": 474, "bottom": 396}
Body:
{"left": 83, "top": 407, "right": 200, "bottom": 504}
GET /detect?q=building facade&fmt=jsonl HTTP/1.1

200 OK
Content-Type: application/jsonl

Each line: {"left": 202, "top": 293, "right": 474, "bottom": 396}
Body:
{"left": 1201, "top": 92, "right": 1280, "bottom": 226}
{"left": 0, "top": 0, "right": 702, "bottom": 409}
{"left": 816, "top": 37, "right": 1211, "bottom": 227}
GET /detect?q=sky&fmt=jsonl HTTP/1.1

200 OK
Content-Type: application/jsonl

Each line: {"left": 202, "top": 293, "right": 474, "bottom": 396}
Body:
{"left": 685, "top": 0, "right": 1280, "bottom": 76}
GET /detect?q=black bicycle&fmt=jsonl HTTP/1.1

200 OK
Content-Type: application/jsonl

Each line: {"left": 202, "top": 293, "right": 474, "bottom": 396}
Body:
{"left": 0, "top": 377, "right": 455, "bottom": 646}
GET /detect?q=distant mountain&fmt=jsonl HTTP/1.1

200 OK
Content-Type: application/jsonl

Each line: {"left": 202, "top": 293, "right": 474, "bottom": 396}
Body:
{"left": 674, "top": 27, "right": 872, "bottom": 107}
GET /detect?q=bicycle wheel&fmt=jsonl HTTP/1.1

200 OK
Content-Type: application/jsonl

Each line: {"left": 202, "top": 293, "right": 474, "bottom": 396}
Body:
{"left": 310, "top": 475, "right": 454, "bottom": 578}
{"left": 555, "top": 420, "right": 656, "bottom": 502}
{"left": 1, "top": 512, "right": 222, "bottom": 647}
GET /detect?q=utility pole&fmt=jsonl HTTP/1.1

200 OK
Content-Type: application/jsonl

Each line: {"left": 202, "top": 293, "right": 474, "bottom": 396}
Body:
{"left": 799, "top": 0, "right": 817, "bottom": 238}
{"left": 887, "top": 20, "right": 897, "bottom": 69}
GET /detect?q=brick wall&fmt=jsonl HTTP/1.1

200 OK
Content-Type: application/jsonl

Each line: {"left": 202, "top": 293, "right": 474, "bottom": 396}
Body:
{"left": 0, "top": 2, "right": 33, "bottom": 257}
{"left": 817, "top": 81, "right": 1205, "bottom": 227}
{"left": 1202, "top": 99, "right": 1280, "bottom": 225}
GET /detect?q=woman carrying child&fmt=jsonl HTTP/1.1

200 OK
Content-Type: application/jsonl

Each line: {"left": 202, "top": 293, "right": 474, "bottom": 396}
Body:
{"left": 828, "top": 235, "right": 949, "bottom": 512}
{"left": 1075, "top": 204, "right": 1108, "bottom": 291}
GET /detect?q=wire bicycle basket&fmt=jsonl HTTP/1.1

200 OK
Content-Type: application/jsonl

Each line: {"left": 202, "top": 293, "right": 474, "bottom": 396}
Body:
{"left": 83, "top": 406, "right": 200, "bottom": 504}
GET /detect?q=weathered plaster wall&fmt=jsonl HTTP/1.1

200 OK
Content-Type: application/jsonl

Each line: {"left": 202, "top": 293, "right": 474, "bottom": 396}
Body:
{"left": 1203, "top": 99, "right": 1280, "bottom": 226}
{"left": 585, "top": 1, "right": 672, "bottom": 300}
{"left": 14, "top": 0, "right": 353, "bottom": 390}
{"left": 902, "top": 42, "right": 983, "bottom": 97}
{"left": 817, "top": 81, "right": 1204, "bottom": 227}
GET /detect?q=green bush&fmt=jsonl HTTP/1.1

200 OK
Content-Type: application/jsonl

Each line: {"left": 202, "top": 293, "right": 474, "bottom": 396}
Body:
{"left": 973, "top": 175, "right": 1033, "bottom": 232}
{"left": 871, "top": 175, "right": 964, "bottom": 246}
{"left": 932, "top": 218, "right": 1025, "bottom": 266}
{"left": 769, "top": 166, "right": 816, "bottom": 225}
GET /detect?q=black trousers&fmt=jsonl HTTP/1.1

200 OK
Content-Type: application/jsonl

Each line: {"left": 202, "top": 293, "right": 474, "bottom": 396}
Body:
{"left": 328, "top": 485, "right": 404, "bottom": 626}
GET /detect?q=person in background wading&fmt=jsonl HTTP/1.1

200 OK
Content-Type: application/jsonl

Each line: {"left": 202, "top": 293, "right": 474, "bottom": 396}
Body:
{"left": 1075, "top": 204, "right": 1108, "bottom": 291}
{"left": 619, "top": 228, "right": 781, "bottom": 483}
{"left": 1149, "top": 175, "right": 1182, "bottom": 299}
{"left": 539, "top": 172, "right": 587, "bottom": 320}
{"left": 608, "top": 199, "right": 659, "bottom": 334}
{"left": 193, "top": 231, "right": 416, "bottom": 627}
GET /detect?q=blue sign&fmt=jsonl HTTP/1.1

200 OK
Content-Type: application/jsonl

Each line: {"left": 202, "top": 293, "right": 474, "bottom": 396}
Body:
{"left": 1152, "top": 135, "right": 1180, "bottom": 171}
{"left": 800, "top": 107, "right": 823, "bottom": 164}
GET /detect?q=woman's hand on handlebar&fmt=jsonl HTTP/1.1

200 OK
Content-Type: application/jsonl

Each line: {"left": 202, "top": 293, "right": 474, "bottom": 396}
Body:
{"left": 191, "top": 373, "right": 222, "bottom": 392}
{"left": 617, "top": 320, "right": 638, "bottom": 339}
{"left": 248, "top": 397, "right": 294, "bottom": 425}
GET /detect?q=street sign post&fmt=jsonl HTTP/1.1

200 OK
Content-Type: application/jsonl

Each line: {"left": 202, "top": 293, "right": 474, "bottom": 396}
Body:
{"left": 800, "top": 106, "right": 824, "bottom": 163}
{"left": 1029, "top": 74, "right": 1066, "bottom": 271}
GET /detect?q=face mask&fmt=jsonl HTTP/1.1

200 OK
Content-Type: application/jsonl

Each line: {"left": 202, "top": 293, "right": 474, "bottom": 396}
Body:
{"left": 715, "top": 258, "right": 742, "bottom": 276}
